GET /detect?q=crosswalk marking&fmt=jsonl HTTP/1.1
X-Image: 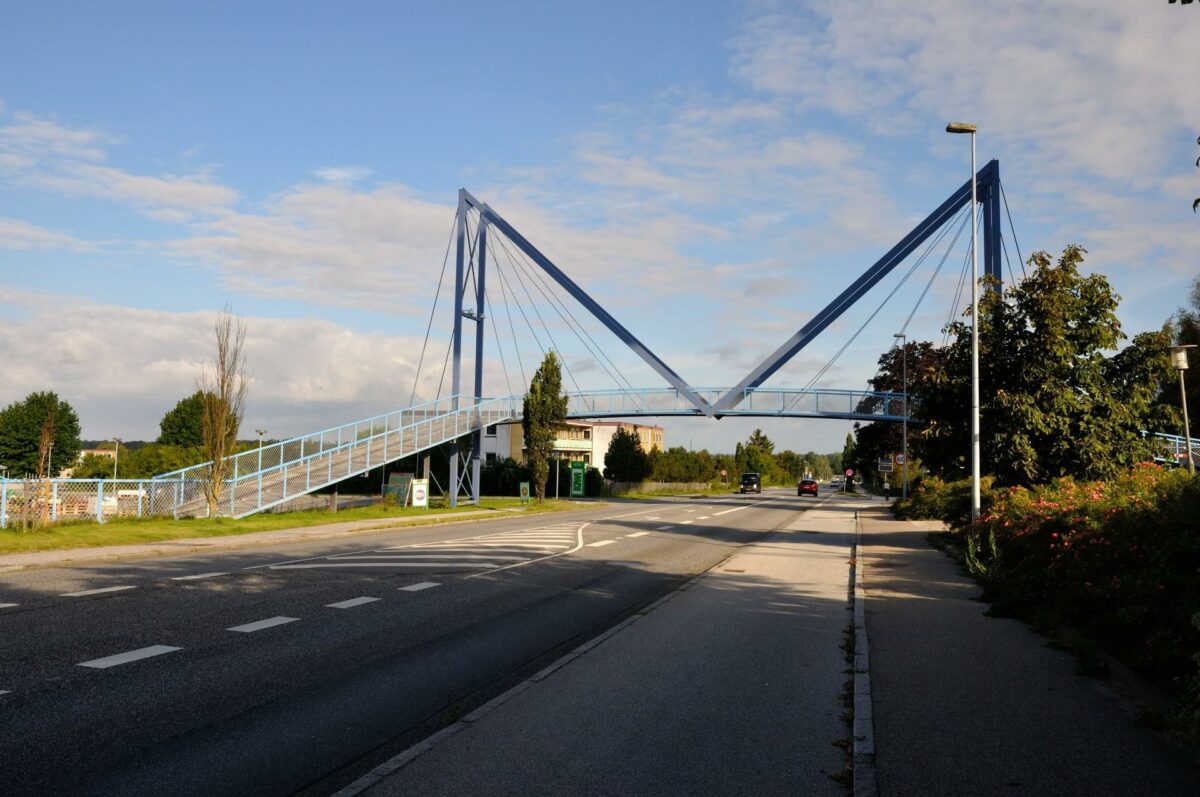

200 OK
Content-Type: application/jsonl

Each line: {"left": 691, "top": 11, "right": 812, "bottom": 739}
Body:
{"left": 587, "top": 540, "right": 616, "bottom": 548}
{"left": 272, "top": 523, "right": 585, "bottom": 573}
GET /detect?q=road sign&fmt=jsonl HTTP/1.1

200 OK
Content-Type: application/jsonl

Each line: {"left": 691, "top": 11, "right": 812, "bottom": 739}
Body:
{"left": 895, "top": 453, "right": 906, "bottom": 465}
{"left": 411, "top": 479, "right": 429, "bottom": 508}
{"left": 845, "top": 468, "right": 854, "bottom": 477}
{"left": 569, "top": 461, "right": 586, "bottom": 498}
{"left": 878, "top": 462, "right": 894, "bottom": 473}
{"left": 519, "top": 482, "right": 531, "bottom": 504}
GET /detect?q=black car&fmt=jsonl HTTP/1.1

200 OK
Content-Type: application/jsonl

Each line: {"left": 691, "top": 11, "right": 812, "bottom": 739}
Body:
{"left": 739, "top": 472, "right": 761, "bottom": 494}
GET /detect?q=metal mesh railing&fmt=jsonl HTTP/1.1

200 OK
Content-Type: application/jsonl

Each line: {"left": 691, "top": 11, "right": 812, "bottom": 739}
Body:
{"left": 563, "top": 387, "right": 908, "bottom": 420}
{"left": 0, "top": 478, "right": 206, "bottom": 529}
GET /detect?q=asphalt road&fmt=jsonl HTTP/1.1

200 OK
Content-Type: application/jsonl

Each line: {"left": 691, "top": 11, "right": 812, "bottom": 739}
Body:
{"left": 0, "top": 489, "right": 816, "bottom": 796}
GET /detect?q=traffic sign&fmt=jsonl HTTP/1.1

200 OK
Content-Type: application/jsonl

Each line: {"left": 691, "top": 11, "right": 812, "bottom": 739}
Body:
{"left": 878, "top": 463, "right": 894, "bottom": 473}
{"left": 845, "top": 468, "right": 854, "bottom": 477}
{"left": 895, "top": 453, "right": 906, "bottom": 465}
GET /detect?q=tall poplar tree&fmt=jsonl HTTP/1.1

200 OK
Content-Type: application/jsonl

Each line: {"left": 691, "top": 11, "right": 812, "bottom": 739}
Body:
{"left": 522, "top": 351, "right": 568, "bottom": 501}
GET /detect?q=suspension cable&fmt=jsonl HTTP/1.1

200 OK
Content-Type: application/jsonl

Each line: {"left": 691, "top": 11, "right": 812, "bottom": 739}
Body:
{"left": 999, "top": 179, "right": 1026, "bottom": 278}
{"left": 493, "top": 257, "right": 529, "bottom": 389}
{"left": 898, "top": 203, "right": 970, "bottom": 336}
{"left": 408, "top": 210, "right": 458, "bottom": 406}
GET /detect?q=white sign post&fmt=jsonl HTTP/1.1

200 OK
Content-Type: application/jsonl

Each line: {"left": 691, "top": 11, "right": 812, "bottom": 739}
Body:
{"left": 411, "top": 478, "right": 429, "bottom": 508}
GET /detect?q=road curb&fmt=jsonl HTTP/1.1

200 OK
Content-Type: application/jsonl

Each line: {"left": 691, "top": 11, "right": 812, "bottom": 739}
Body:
{"left": 853, "top": 511, "right": 880, "bottom": 797}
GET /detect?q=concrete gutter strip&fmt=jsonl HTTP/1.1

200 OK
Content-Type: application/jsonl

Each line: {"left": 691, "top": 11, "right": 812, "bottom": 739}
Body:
{"left": 853, "top": 512, "right": 880, "bottom": 797}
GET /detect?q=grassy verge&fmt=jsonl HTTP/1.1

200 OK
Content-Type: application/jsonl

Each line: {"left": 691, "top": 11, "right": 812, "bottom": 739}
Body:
{"left": 0, "top": 498, "right": 591, "bottom": 555}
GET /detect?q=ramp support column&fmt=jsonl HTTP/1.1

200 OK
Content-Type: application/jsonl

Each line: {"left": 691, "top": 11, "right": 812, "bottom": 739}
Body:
{"left": 469, "top": 216, "right": 489, "bottom": 505}
{"left": 449, "top": 190, "right": 467, "bottom": 507}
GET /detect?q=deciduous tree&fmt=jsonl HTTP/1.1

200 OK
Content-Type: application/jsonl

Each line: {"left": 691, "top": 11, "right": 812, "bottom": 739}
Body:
{"left": 199, "top": 309, "right": 248, "bottom": 515}
{"left": 604, "top": 426, "right": 652, "bottom": 482}
{"left": 158, "top": 391, "right": 206, "bottom": 447}
{"left": 0, "top": 392, "right": 81, "bottom": 477}
{"left": 522, "top": 351, "right": 568, "bottom": 501}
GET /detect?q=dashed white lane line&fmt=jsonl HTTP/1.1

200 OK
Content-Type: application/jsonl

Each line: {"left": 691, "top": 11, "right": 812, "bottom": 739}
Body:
{"left": 0, "top": 603, "right": 18, "bottom": 609}
{"left": 61, "top": 585, "right": 136, "bottom": 597}
{"left": 655, "top": 525, "right": 674, "bottom": 530}
{"left": 170, "top": 572, "right": 228, "bottom": 581}
{"left": 680, "top": 520, "right": 695, "bottom": 525}
{"left": 228, "top": 616, "right": 298, "bottom": 633}
{"left": 78, "top": 645, "right": 181, "bottom": 669}
{"left": 399, "top": 582, "right": 440, "bottom": 592}
{"left": 326, "top": 597, "right": 381, "bottom": 609}
{"left": 587, "top": 540, "right": 616, "bottom": 548}
{"left": 697, "top": 516, "right": 711, "bottom": 520}
{"left": 628, "top": 531, "right": 651, "bottom": 537}
{"left": 0, "top": 690, "right": 10, "bottom": 695}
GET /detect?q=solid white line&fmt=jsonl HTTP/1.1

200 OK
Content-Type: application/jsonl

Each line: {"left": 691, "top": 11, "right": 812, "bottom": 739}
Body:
{"left": 399, "top": 582, "right": 440, "bottom": 592}
{"left": 587, "top": 540, "right": 616, "bottom": 548}
{"left": 331, "top": 553, "right": 527, "bottom": 561}
{"left": 78, "top": 645, "right": 181, "bottom": 669}
{"left": 655, "top": 525, "right": 674, "bottom": 530}
{"left": 628, "top": 531, "right": 651, "bottom": 537}
{"left": 227, "top": 616, "right": 299, "bottom": 633}
{"left": 271, "top": 563, "right": 490, "bottom": 569}
{"left": 430, "top": 542, "right": 568, "bottom": 549}
{"left": 170, "top": 572, "right": 227, "bottom": 581}
{"left": 0, "top": 603, "right": 18, "bottom": 609}
{"left": 326, "top": 597, "right": 381, "bottom": 609}
{"left": 61, "top": 585, "right": 136, "bottom": 597}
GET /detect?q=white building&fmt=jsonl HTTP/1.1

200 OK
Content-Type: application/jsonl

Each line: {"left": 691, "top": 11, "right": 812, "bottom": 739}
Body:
{"left": 481, "top": 419, "right": 664, "bottom": 469}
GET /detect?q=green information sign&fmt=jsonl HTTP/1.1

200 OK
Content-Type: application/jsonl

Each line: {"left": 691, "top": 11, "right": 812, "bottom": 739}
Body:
{"left": 519, "top": 482, "right": 531, "bottom": 504}
{"left": 569, "top": 461, "right": 586, "bottom": 498}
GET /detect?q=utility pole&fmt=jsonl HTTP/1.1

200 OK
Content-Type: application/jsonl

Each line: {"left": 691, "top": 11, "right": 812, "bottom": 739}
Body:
{"left": 1171, "top": 345, "right": 1196, "bottom": 473}
{"left": 894, "top": 333, "right": 908, "bottom": 499}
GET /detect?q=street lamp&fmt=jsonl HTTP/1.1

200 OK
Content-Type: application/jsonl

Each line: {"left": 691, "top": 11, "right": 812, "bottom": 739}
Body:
{"left": 1170, "top": 345, "right": 1196, "bottom": 474}
{"left": 113, "top": 437, "right": 121, "bottom": 480}
{"left": 947, "top": 121, "right": 981, "bottom": 522}
{"left": 255, "top": 429, "right": 267, "bottom": 471}
{"left": 894, "top": 332, "right": 908, "bottom": 500}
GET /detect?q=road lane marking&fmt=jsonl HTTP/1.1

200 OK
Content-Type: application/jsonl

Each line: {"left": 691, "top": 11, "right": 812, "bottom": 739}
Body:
{"left": 655, "top": 525, "right": 674, "bottom": 530}
{"left": 331, "top": 553, "right": 528, "bottom": 561}
{"left": 587, "top": 540, "right": 616, "bottom": 547}
{"left": 680, "top": 520, "right": 694, "bottom": 525}
{"left": 78, "top": 645, "right": 181, "bottom": 669}
{"left": 170, "top": 572, "right": 227, "bottom": 581}
{"left": 399, "top": 582, "right": 440, "bottom": 592}
{"left": 271, "top": 562, "right": 487, "bottom": 569}
{"left": 61, "top": 586, "right": 136, "bottom": 597}
{"left": 0, "top": 603, "right": 18, "bottom": 609}
{"left": 470, "top": 522, "right": 589, "bottom": 578}
{"left": 327, "top": 597, "right": 381, "bottom": 609}
{"left": 228, "top": 616, "right": 298, "bottom": 633}
{"left": 628, "top": 531, "right": 651, "bottom": 537}
{"left": 0, "top": 690, "right": 9, "bottom": 695}
{"left": 697, "top": 516, "right": 710, "bottom": 520}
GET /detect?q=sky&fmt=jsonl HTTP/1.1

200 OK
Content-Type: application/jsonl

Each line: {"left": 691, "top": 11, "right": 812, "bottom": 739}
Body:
{"left": 2, "top": 0, "right": 1198, "bottom": 456}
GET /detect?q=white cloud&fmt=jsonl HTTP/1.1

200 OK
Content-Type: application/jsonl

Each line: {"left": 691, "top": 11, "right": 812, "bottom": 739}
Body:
{"left": 313, "top": 166, "right": 373, "bottom": 184}
{"left": 0, "top": 217, "right": 89, "bottom": 251}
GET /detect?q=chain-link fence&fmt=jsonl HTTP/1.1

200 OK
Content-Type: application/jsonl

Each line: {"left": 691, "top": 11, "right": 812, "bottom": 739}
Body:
{"left": 0, "top": 478, "right": 204, "bottom": 529}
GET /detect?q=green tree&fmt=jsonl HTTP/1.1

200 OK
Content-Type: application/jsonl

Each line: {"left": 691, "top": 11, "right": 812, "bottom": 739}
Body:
{"left": 0, "top": 391, "right": 82, "bottom": 477}
{"left": 522, "top": 351, "right": 568, "bottom": 501}
{"left": 158, "top": 392, "right": 206, "bottom": 447}
{"left": 604, "top": 426, "right": 652, "bottom": 482}
{"left": 1161, "top": 276, "right": 1200, "bottom": 425}
{"left": 920, "top": 246, "right": 1171, "bottom": 485}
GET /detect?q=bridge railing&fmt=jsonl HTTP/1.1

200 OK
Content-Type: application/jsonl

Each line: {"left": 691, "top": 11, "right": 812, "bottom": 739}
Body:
{"left": 1145, "top": 431, "right": 1200, "bottom": 468}
{"left": 562, "top": 387, "right": 907, "bottom": 419}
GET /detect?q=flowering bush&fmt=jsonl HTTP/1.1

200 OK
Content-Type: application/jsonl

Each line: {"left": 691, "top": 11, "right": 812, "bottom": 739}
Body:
{"left": 964, "top": 464, "right": 1200, "bottom": 741}
{"left": 894, "top": 475, "right": 995, "bottom": 528}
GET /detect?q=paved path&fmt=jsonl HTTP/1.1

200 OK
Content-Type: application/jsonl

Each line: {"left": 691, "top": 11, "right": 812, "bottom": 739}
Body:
{"left": 858, "top": 507, "right": 1199, "bottom": 796}
{"left": 357, "top": 496, "right": 857, "bottom": 797}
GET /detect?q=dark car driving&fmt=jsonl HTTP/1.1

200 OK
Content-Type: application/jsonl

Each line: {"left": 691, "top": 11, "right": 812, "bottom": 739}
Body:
{"left": 739, "top": 472, "right": 761, "bottom": 494}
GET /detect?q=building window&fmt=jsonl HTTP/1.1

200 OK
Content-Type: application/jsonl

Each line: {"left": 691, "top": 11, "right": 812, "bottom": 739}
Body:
{"left": 583, "top": 429, "right": 591, "bottom": 440}
{"left": 486, "top": 424, "right": 497, "bottom": 437}
{"left": 583, "top": 453, "right": 590, "bottom": 464}
{"left": 486, "top": 452, "right": 496, "bottom": 462}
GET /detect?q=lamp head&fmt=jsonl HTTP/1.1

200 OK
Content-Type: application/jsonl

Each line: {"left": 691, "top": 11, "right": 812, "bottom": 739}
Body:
{"left": 1171, "top": 345, "right": 1196, "bottom": 371}
{"left": 946, "top": 122, "right": 977, "bottom": 134}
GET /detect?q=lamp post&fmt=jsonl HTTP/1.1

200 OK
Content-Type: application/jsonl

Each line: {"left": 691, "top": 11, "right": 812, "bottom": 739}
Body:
{"left": 947, "top": 121, "right": 981, "bottom": 522}
{"left": 1170, "top": 345, "right": 1196, "bottom": 474}
{"left": 894, "top": 333, "right": 908, "bottom": 499}
{"left": 113, "top": 437, "right": 121, "bottom": 480}
{"left": 255, "top": 429, "right": 267, "bottom": 469}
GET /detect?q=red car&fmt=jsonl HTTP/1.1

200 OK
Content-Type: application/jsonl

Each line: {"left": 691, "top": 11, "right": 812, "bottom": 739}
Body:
{"left": 797, "top": 478, "right": 819, "bottom": 497}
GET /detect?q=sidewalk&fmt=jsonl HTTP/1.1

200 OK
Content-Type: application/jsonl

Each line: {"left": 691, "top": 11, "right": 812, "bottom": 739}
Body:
{"left": 857, "top": 506, "right": 1199, "bottom": 795}
{"left": 346, "top": 504, "right": 858, "bottom": 797}
{"left": 0, "top": 507, "right": 533, "bottom": 571}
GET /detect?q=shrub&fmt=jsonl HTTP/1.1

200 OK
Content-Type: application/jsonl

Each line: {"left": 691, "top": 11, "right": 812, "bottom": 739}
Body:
{"left": 894, "top": 475, "right": 995, "bottom": 528}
